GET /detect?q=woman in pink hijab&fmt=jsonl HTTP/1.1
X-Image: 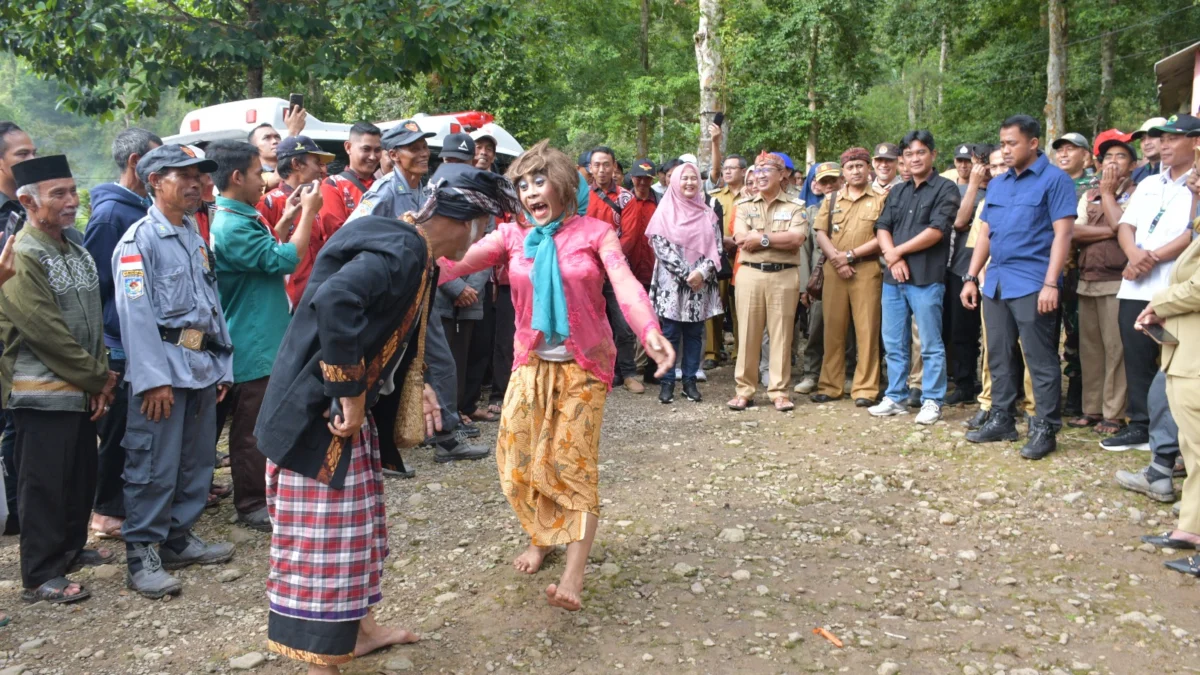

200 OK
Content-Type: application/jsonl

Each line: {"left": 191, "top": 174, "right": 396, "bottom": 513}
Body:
{"left": 646, "top": 162, "right": 724, "bottom": 404}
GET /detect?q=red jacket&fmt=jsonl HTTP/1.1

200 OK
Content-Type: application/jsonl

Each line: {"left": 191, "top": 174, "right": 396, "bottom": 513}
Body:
{"left": 618, "top": 193, "right": 657, "bottom": 286}
{"left": 319, "top": 171, "right": 376, "bottom": 236}
{"left": 256, "top": 183, "right": 326, "bottom": 308}
{"left": 585, "top": 183, "right": 633, "bottom": 233}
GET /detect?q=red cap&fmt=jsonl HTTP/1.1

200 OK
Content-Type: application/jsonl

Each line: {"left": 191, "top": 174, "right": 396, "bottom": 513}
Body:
{"left": 1092, "top": 129, "right": 1133, "bottom": 158}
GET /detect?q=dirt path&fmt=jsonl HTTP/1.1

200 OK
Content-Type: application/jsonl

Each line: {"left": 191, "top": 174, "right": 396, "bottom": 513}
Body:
{"left": 1, "top": 367, "right": 1198, "bottom": 675}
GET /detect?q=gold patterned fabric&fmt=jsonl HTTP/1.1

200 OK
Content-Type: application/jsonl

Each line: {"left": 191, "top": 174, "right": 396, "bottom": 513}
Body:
{"left": 498, "top": 356, "right": 608, "bottom": 546}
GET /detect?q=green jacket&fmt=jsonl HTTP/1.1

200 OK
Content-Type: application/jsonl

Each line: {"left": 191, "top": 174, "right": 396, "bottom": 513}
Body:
{"left": 0, "top": 226, "right": 108, "bottom": 411}
{"left": 210, "top": 196, "right": 298, "bottom": 383}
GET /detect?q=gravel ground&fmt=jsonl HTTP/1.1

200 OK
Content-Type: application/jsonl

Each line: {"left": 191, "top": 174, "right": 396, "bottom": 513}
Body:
{"left": 0, "top": 364, "right": 1198, "bottom": 675}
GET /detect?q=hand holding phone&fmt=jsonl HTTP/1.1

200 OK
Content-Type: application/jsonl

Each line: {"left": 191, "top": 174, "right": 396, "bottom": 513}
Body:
{"left": 713, "top": 111, "right": 725, "bottom": 127}
{"left": 1141, "top": 322, "right": 1179, "bottom": 345}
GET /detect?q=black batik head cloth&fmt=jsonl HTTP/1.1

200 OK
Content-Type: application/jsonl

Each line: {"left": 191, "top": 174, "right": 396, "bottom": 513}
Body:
{"left": 411, "top": 163, "right": 520, "bottom": 224}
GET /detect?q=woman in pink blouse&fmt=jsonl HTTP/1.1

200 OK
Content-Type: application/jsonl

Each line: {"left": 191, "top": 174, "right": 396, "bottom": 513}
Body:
{"left": 440, "top": 140, "right": 673, "bottom": 611}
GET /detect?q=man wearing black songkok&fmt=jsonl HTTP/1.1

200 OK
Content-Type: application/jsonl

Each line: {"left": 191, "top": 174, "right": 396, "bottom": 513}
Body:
{"left": 255, "top": 164, "right": 518, "bottom": 672}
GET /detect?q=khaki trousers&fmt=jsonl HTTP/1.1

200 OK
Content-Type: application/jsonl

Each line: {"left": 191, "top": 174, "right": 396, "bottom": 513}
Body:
{"left": 908, "top": 323, "right": 924, "bottom": 389}
{"left": 1078, "top": 293, "right": 1126, "bottom": 420}
{"left": 1167, "top": 376, "right": 1200, "bottom": 535}
{"left": 734, "top": 267, "right": 800, "bottom": 400}
{"left": 818, "top": 262, "right": 881, "bottom": 399}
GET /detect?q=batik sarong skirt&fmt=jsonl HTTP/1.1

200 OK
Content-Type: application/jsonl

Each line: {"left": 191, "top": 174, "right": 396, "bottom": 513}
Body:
{"left": 498, "top": 357, "right": 608, "bottom": 546}
{"left": 265, "top": 415, "right": 387, "bottom": 666}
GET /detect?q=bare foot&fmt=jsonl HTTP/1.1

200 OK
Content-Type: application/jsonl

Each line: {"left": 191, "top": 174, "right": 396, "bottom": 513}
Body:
{"left": 545, "top": 569, "right": 584, "bottom": 611}
{"left": 354, "top": 614, "right": 419, "bottom": 657}
{"left": 306, "top": 665, "right": 340, "bottom": 675}
{"left": 1169, "top": 530, "right": 1200, "bottom": 545}
{"left": 513, "top": 544, "right": 552, "bottom": 574}
{"left": 90, "top": 514, "right": 123, "bottom": 537}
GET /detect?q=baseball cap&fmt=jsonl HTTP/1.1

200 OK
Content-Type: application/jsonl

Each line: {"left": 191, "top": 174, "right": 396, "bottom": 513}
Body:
{"left": 954, "top": 144, "right": 973, "bottom": 160}
{"left": 136, "top": 144, "right": 218, "bottom": 184}
{"left": 814, "top": 161, "right": 842, "bottom": 181}
{"left": 381, "top": 120, "right": 435, "bottom": 150}
{"left": 470, "top": 129, "right": 498, "bottom": 146}
{"left": 1093, "top": 129, "right": 1137, "bottom": 160}
{"left": 630, "top": 159, "right": 656, "bottom": 178}
{"left": 678, "top": 153, "right": 700, "bottom": 166}
{"left": 873, "top": 143, "right": 900, "bottom": 160}
{"left": 1149, "top": 114, "right": 1200, "bottom": 137}
{"left": 276, "top": 136, "right": 335, "bottom": 164}
{"left": 1051, "top": 132, "right": 1090, "bottom": 150}
{"left": 439, "top": 132, "right": 476, "bottom": 161}
{"left": 772, "top": 152, "right": 795, "bottom": 171}
{"left": 577, "top": 151, "right": 592, "bottom": 168}
{"left": 1131, "top": 117, "right": 1168, "bottom": 140}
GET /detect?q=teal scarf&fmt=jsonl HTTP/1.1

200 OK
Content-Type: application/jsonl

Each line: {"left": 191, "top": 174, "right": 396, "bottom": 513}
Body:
{"left": 524, "top": 216, "right": 570, "bottom": 346}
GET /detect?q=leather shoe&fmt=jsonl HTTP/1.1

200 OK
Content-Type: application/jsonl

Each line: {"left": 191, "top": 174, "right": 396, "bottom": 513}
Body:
{"left": 963, "top": 408, "right": 990, "bottom": 430}
{"left": 810, "top": 393, "right": 837, "bottom": 403}
{"left": 623, "top": 377, "right": 646, "bottom": 394}
{"left": 854, "top": 398, "right": 872, "bottom": 407}
{"left": 1019, "top": 420, "right": 1058, "bottom": 460}
{"left": 659, "top": 381, "right": 674, "bottom": 404}
{"left": 945, "top": 387, "right": 976, "bottom": 406}
{"left": 966, "top": 410, "right": 1018, "bottom": 443}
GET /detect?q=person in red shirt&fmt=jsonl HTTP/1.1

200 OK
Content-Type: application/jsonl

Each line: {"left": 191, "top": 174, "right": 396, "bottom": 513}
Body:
{"left": 255, "top": 136, "right": 332, "bottom": 307}
{"left": 319, "top": 122, "right": 382, "bottom": 236}
{"left": 620, "top": 159, "right": 658, "bottom": 286}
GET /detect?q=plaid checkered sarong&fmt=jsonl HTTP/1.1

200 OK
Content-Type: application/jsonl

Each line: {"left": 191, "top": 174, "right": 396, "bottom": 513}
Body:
{"left": 266, "top": 416, "right": 387, "bottom": 622}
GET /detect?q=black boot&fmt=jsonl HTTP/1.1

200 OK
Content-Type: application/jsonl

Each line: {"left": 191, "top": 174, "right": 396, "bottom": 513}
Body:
{"left": 963, "top": 407, "right": 990, "bottom": 430}
{"left": 682, "top": 378, "right": 702, "bottom": 402}
{"left": 1020, "top": 419, "right": 1058, "bottom": 460}
{"left": 659, "top": 381, "right": 675, "bottom": 404}
{"left": 966, "top": 409, "right": 1019, "bottom": 443}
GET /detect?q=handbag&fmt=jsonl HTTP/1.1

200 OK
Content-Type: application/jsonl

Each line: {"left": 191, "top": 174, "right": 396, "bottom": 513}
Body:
{"left": 805, "top": 192, "right": 836, "bottom": 300}
{"left": 716, "top": 222, "right": 733, "bottom": 280}
{"left": 394, "top": 220, "right": 434, "bottom": 449}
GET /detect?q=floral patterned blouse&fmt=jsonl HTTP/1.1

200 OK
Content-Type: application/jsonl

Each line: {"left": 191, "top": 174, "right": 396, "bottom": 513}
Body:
{"left": 648, "top": 232, "right": 724, "bottom": 323}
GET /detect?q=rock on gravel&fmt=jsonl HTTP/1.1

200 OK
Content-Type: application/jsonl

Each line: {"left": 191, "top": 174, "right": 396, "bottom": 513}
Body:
{"left": 1062, "top": 491, "right": 1084, "bottom": 504}
{"left": 600, "top": 562, "right": 621, "bottom": 577}
{"left": 229, "top": 652, "right": 266, "bottom": 670}
{"left": 386, "top": 657, "right": 414, "bottom": 670}
{"left": 878, "top": 662, "right": 901, "bottom": 675}
{"left": 956, "top": 550, "right": 978, "bottom": 562}
{"left": 0, "top": 666, "right": 29, "bottom": 675}
{"left": 974, "top": 491, "right": 999, "bottom": 505}
{"left": 718, "top": 527, "right": 745, "bottom": 543}
{"left": 672, "top": 562, "right": 696, "bottom": 577}
{"left": 18, "top": 638, "right": 45, "bottom": 652}
{"left": 92, "top": 564, "right": 120, "bottom": 580}
{"left": 434, "top": 592, "right": 459, "bottom": 605}
{"left": 217, "top": 568, "right": 245, "bottom": 583}
{"left": 939, "top": 512, "right": 958, "bottom": 525}
{"left": 731, "top": 569, "right": 751, "bottom": 581}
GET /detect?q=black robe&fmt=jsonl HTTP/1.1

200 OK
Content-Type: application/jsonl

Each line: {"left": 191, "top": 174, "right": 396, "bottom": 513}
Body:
{"left": 255, "top": 215, "right": 430, "bottom": 489}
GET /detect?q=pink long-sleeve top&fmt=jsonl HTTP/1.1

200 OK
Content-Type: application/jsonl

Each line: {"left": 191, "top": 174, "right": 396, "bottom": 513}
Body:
{"left": 440, "top": 215, "right": 660, "bottom": 389}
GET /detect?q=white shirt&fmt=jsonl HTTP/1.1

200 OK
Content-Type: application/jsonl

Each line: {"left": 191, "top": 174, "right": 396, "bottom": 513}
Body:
{"left": 1116, "top": 168, "right": 1194, "bottom": 301}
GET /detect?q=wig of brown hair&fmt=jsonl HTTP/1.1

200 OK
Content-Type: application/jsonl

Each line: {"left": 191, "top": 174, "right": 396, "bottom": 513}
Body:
{"left": 506, "top": 139, "right": 579, "bottom": 219}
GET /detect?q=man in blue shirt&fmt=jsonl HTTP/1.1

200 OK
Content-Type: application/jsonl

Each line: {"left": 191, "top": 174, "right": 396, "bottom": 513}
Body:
{"left": 960, "top": 115, "right": 1078, "bottom": 460}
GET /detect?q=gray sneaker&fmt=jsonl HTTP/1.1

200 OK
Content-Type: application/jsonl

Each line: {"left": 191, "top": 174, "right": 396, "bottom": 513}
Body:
{"left": 159, "top": 532, "right": 236, "bottom": 570}
{"left": 1114, "top": 468, "right": 1176, "bottom": 503}
{"left": 126, "top": 544, "right": 182, "bottom": 600}
{"left": 433, "top": 434, "right": 491, "bottom": 463}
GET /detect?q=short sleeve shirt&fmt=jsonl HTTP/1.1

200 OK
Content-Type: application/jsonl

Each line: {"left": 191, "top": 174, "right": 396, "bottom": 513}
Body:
{"left": 873, "top": 174, "right": 960, "bottom": 286}
{"left": 979, "top": 153, "right": 1078, "bottom": 300}
{"left": 813, "top": 187, "right": 885, "bottom": 252}
{"left": 1116, "top": 168, "right": 1196, "bottom": 301}
{"left": 733, "top": 191, "right": 809, "bottom": 266}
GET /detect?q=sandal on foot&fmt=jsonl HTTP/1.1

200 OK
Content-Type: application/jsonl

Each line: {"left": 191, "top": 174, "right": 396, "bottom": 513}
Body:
{"left": 1164, "top": 555, "right": 1200, "bottom": 577}
{"left": 727, "top": 396, "right": 753, "bottom": 411}
{"left": 68, "top": 548, "right": 116, "bottom": 572}
{"left": 773, "top": 397, "right": 795, "bottom": 412}
{"left": 21, "top": 577, "right": 90, "bottom": 605}
{"left": 215, "top": 452, "right": 231, "bottom": 469}
{"left": 469, "top": 409, "right": 497, "bottom": 422}
{"left": 92, "top": 524, "right": 124, "bottom": 541}
{"left": 1066, "top": 415, "right": 1101, "bottom": 428}
{"left": 1141, "top": 533, "right": 1198, "bottom": 550}
{"left": 1094, "top": 419, "right": 1123, "bottom": 434}
{"left": 487, "top": 403, "right": 502, "bottom": 415}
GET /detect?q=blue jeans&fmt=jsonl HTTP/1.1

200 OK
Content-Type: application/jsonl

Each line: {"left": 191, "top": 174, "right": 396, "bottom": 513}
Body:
{"left": 882, "top": 282, "right": 947, "bottom": 404}
{"left": 660, "top": 317, "right": 704, "bottom": 385}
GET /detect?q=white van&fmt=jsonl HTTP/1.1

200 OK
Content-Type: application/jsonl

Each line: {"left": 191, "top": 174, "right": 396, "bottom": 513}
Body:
{"left": 164, "top": 97, "right": 523, "bottom": 172}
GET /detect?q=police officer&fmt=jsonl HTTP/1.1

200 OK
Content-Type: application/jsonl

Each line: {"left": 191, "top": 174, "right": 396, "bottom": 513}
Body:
{"left": 347, "top": 119, "right": 435, "bottom": 221}
{"left": 113, "top": 145, "right": 235, "bottom": 599}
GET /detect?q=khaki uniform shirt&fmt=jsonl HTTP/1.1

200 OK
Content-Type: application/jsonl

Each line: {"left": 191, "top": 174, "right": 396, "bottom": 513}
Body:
{"left": 812, "top": 186, "right": 886, "bottom": 252}
{"left": 733, "top": 191, "right": 808, "bottom": 266}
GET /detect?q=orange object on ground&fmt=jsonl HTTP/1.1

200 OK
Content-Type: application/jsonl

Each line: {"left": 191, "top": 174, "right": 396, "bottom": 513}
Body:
{"left": 812, "top": 627, "right": 844, "bottom": 648}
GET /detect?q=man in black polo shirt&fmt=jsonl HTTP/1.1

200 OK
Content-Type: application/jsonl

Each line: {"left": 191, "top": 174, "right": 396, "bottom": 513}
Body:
{"left": 870, "top": 130, "right": 961, "bottom": 426}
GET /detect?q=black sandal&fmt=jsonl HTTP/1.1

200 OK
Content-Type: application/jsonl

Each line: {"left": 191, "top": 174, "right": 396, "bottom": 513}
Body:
{"left": 67, "top": 548, "right": 117, "bottom": 573}
{"left": 21, "top": 577, "right": 91, "bottom": 605}
{"left": 1141, "top": 533, "right": 1198, "bottom": 550}
{"left": 1164, "top": 555, "right": 1200, "bottom": 577}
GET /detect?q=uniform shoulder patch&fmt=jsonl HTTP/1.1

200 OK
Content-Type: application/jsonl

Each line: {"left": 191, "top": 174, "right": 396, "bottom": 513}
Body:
{"left": 734, "top": 197, "right": 752, "bottom": 205}
{"left": 119, "top": 254, "right": 145, "bottom": 300}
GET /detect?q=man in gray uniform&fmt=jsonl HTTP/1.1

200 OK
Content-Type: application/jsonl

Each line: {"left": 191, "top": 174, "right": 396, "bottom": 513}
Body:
{"left": 113, "top": 145, "right": 236, "bottom": 599}
{"left": 347, "top": 121, "right": 489, "bottom": 464}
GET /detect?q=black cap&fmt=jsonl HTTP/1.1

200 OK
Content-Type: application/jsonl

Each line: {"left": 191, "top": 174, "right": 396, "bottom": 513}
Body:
{"left": 954, "top": 144, "right": 973, "bottom": 160}
{"left": 136, "top": 144, "right": 218, "bottom": 185}
{"left": 439, "top": 133, "right": 476, "bottom": 161}
{"left": 577, "top": 151, "right": 592, "bottom": 168}
{"left": 661, "top": 158, "right": 684, "bottom": 175}
{"left": 12, "top": 155, "right": 72, "bottom": 189}
{"left": 381, "top": 120, "right": 435, "bottom": 150}
{"left": 276, "top": 136, "right": 335, "bottom": 164}
{"left": 630, "top": 159, "right": 656, "bottom": 177}
{"left": 1148, "top": 114, "right": 1200, "bottom": 137}
{"left": 872, "top": 143, "right": 900, "bottom": 160}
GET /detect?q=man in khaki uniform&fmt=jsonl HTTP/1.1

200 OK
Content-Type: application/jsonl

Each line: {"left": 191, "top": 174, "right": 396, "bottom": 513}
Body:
{"left": 707, "top": 152, "right": 749, "bottom": 366}
{"left": 811, "top": 149, "right": 884, "bottom": 405}
{"left": 728, "top": 151, "right": 808, "bottom": 411}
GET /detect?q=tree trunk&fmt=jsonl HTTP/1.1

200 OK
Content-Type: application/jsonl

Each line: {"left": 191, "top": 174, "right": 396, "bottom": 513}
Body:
{"left": 905, "top": 67, "right": 916, "bottom": 126}
{"left": 694, "top": 0, "right": 722, "bottom": 173}
{"left": 245, "top": 0, "right": 264, "bottom": 98}
{"left": 1096, "top": 0, "right": 1115, "bottom": 133}
{"left": 805, "top": 25, "right": 819, "bottom": 168}
{"left": 938, "top": 25, "right": 947, "bottom": 109}
{"left": 1045, "top": 0, "right": 1067, "bottom": 142}
{"left": 637, "top": 0, "right": 651, "bottom": 158}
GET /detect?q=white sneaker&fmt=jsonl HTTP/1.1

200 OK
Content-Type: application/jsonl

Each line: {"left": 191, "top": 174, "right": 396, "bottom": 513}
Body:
{"left": 869, "top": 397, "right": 907, "bottom": 417}
{"left": 695, "top": 369, "right": 707, "bottom": 382}
{"left": 914, "top": 400, "right": 941, "bottom": 425}
{"left": 793, "top": 376, "right": 817, "bottom": 394}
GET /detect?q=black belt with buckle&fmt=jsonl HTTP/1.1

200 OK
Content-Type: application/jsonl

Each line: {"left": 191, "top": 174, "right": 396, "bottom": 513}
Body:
{"left": 743, "top": 262, "right": 798, "bottom": 273}
{"left": 159, "top": 327, "right": 231, "bottom": 353}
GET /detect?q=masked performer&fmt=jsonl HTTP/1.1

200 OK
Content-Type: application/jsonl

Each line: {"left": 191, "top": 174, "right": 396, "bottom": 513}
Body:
{"left": 254, "top": 163, "right": 519, "bottom": 674}
{"left": 439, "top": 140, "right": 675, "bottom": 611}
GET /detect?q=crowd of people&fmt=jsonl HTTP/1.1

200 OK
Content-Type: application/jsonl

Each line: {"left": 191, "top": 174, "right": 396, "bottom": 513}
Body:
{"left": 0, "top": 101, "right": 1198, "bottom": 674}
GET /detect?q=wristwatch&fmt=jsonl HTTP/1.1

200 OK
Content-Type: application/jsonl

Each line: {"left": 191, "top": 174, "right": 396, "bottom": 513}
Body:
{"left": 845, "top": 250, "right": 857, "bottom": 265}
{"left": 962, "top": 274, "right": 979, "bottom": 285}
{"left": 760, "top": 233, "right": 770, "bottom": 248}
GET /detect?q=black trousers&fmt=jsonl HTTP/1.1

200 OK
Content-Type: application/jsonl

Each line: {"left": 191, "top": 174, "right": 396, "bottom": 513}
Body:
{"left": 603, "top": 284, "right": 638, "bottom": 380}
{"left": 491, "top": 285, "right": 515, "bottom": 404}
{"left": 943, "top": 273, "right": 982, "bottom": 393}
{"left": 442, "top": 317, "right": 476, "bottom": 416}
{"left": 372, "top": 387, "right": 410, "bottom": 474}
{"left": 461, "top": 283, "right": 493, "bottom": 416}
{"left": 13, "top": 409, "right": 96, "bottom": 589}
{"left": 214, "top": 377, "right": 270, "bottom": 515}
{"left": 983, "top": 292, "right": 1062, "bottom": 429}
{"left": 1, "top": 409, "right": 18, "bottom": 529}
{"left": 1118, "top": 299, "right": 1158, "bottom": 431}
{"left": 94, "top": 358, "right": 128, "bottom": 518}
